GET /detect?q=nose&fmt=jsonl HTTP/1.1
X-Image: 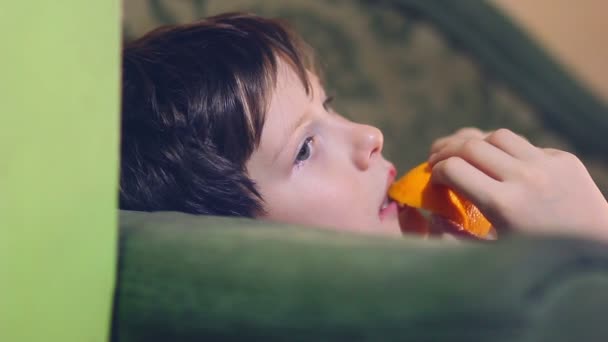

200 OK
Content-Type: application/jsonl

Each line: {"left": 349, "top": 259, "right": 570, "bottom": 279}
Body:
{"left": 352, "top": 124, "right": 384, "bottom": 170}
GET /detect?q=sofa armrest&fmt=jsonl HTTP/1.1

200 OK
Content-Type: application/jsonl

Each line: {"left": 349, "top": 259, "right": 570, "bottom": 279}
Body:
{"left": 112, "top": 211, "right": 608, "bottom": 341}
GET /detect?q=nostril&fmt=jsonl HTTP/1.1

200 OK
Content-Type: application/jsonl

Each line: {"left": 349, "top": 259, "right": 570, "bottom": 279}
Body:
{"left": 370, "top": 146, "right": 380, "bottom": 159}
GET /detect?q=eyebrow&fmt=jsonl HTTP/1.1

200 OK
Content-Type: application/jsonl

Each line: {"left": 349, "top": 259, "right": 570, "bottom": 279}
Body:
{"left": 271, "top": 109, "right": 310, "bottom": 165}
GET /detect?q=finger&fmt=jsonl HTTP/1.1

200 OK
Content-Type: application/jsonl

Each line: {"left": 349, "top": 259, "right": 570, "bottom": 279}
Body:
{"left": 431, "top": 156, "right": 501, "bottom": 212}
{"left": 429, "top": 128, "right": 488, "bottom": 154}
{"left": 484, "top": 128, "right": 540, "bottom": 161}
{"left": 542, "top": 147, "right": 569, "bottom": 156}
{"left": 428, "top": 138, "right": 519, "bottom": 181}
{"left": 454, "top": 127, "right": 488, "bottom": 139}
{"left": 430, "top": 136, "right": 456, "bottom": 155}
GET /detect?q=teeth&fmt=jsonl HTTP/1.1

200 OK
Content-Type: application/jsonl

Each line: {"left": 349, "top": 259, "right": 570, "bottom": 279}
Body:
{"left": 381, "top": 196, "right": 390, "bottom": 210}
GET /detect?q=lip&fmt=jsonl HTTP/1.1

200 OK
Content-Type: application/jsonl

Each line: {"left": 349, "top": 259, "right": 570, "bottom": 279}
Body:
{"left": 387, "top": 165, "right": 397, "bottom": 186}
{"left": 378, "top": 164, "right": 398, "bottom": 221}
{"left": 379, "top": 201, "right": 398, "bottom": 221}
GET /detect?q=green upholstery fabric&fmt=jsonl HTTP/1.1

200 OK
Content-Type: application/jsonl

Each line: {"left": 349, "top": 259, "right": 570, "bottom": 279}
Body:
{"left": 113, "top": 211, "right": 608, "bottom": 341}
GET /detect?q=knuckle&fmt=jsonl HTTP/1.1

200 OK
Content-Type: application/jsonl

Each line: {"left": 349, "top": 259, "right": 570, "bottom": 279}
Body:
{"left": 548, "top": 149, "right": 586, "bottom": 171}
{"left": 430, "top": 138, "right": 447, "bottom": 152}
{"left": 556, "top": 150, "right": 581, "bottom": 164}
{"left": 441, "top": 156, "right": 464, "bottom": 174}
{"left": 456, "top": 127, "right": 485, "bottom": 138}
{"left": 461, "top": 138, "right": 482, "bottom": 155}
{"left": 487, "top": 128, "right": 515, "bottom": 145}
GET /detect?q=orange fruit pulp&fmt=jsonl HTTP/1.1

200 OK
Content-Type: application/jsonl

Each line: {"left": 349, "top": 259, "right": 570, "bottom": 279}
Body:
{"left": 388, "top": 162, "right": 493, "bottom": 239}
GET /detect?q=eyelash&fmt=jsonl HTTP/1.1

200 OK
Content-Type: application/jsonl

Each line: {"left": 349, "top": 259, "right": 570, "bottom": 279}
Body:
{"left": 323, "top": 96, "right": 334, "bottom": 111}
{"left": 294, "top": 136, "right": 314, "bottom": 167}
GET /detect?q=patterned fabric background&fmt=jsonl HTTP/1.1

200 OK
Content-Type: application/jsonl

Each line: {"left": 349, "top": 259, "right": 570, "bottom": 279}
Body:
{"left": 123, "top": 0, "right": 608, "bottom": 194}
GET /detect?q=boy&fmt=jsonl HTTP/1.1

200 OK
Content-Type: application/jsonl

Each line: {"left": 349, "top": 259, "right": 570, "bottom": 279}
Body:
{"left": 120, "top": 13, "right": 608, "bottom": 241}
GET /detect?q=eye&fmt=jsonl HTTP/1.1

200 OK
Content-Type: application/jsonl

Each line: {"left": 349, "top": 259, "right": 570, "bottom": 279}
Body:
{"left": 323, "top": 96, "right": 334, "bottom": 112}
{"left": 295, "top": 136, "right": 314, "bottom": 164}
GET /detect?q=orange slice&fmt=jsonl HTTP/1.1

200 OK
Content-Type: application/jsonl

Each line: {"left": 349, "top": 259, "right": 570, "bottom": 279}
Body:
{"left": 388, "top": 162, "right": 492, "bottom": 238}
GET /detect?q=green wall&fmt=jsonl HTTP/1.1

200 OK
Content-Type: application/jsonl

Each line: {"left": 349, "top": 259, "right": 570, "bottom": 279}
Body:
{"left": 0, "top": 1, "right": 120, "bottom": 341}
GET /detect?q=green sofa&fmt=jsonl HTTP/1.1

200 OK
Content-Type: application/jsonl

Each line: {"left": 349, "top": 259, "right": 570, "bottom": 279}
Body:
{"left": 114, "top": 211, "right": 608, "bottom": 341}
{"left": 112, "top": 1, "right": 608, "bottom": 341}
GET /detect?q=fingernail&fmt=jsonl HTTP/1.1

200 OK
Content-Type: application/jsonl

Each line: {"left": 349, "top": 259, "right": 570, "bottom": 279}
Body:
{"left": 428, "top": 153, "right": 437, "bottom": 165}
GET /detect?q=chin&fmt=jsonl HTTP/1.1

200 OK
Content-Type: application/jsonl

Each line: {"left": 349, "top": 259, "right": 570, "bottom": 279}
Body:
{"left": 375, "top": 219, "right": 403, "bottom": 237}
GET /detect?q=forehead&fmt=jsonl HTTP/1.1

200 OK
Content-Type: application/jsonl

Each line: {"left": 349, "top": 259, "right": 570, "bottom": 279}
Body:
{"left": 272, "top": 60, "right": 315, "bottom": 108}
{"left": 252, "top": 61, "right": 323, "bottom": 163}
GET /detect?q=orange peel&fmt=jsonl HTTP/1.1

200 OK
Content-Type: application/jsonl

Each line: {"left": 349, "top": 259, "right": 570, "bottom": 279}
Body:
{"left": 388, "top": 162, "right": 492, "bottom": 238}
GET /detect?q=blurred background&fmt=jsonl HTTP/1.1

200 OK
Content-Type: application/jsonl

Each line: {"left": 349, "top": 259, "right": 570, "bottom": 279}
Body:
{"left": 493, "top": 0, "right": 608, "bottom": 102}
{"left": 123, "top": 0, "right": 608, "bottom": 194}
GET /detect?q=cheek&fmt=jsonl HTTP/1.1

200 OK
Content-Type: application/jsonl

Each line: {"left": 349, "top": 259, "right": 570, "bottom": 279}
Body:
{"left": 265, "top": 169, "right": 365, "bottom": 227}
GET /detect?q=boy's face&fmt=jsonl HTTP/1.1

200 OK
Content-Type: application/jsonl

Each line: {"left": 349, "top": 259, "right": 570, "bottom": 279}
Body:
{"left": 247, "top": 61, "right": 402, "bottom": 236}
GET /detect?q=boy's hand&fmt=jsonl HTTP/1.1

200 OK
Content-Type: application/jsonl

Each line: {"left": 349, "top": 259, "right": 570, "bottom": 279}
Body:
{"left": 427, "top": 127, "right": 608, "bottom": 241}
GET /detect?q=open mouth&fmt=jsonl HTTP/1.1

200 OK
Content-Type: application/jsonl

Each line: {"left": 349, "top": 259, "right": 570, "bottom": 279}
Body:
{"left": 380, "top": 195, "right": 391, "bottom": 211}
{"left": 379, "top": 194, "right": 399, "bottom": 221}
{"left": 379, "top": 166, "right": 399, "bottom": 221}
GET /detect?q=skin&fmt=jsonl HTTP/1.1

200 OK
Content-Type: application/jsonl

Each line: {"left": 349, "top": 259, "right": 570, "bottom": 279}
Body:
{"left": 247, "top": 61, "right": 403, "bottom": 237}
{"left": 247, "top": 60, "right": 608, "bottom": 242}
{"left": 428, "top": 127, "right": 608, "bottom": 242}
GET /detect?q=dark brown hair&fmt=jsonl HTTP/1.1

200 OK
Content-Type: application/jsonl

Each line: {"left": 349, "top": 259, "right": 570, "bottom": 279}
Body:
{"left": 120, "top": 12, "right": 315, "bottom": 217}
